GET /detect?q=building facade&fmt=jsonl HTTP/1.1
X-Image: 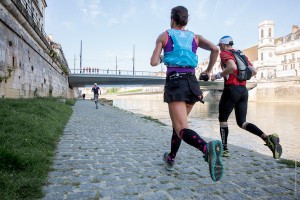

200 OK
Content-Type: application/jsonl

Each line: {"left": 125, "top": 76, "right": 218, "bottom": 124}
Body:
{"left": 275, "top": 25, "right": 300, "bottom": 77}
{"left": 21, "top": 0, "right": 47, "bottom": 32}
{"left": 196, "top": 20, "right": 300, "bottom": 80}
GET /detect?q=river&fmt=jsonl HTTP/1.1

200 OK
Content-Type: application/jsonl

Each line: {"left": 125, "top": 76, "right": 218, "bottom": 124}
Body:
{"left": 104, "top": 93, "right": 300, "bottom": 162}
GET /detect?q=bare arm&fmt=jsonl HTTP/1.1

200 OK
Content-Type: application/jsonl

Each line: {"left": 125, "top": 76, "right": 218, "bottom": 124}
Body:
{"left": 150, "top": 32, "right": 165, "bottom": 66}
{"left": 196, "top": 35, "right": 219, "bottom": 79}
{"left": 211, "top": 59, "right": 236, "bottom": 81}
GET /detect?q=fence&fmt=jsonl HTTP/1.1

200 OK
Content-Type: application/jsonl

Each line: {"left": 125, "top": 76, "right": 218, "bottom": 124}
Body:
{"left": 71, "top": 68, "right": 164, "bottom": 76}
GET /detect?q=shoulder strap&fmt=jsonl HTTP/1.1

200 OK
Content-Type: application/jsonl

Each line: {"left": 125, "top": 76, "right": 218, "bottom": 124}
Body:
{"left": 227, "top": 49, "right": 248, "bottom": 81}
{"left": 228, "top": 49, "right": 248, "bottom": 66}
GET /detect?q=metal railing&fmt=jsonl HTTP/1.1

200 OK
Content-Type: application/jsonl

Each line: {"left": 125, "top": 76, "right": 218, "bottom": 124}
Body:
{"left": 71, "top": 68, "right": 165, "bottom": 76}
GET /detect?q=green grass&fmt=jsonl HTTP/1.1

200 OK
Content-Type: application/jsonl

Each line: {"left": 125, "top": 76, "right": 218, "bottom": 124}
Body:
{"left": 0, "top": 97, "right": 75, "bottom": 200}
{"left": 65, "top": 98, "right": 76, "bottom": 106}
{"left": 105, "top": 87, "right": 143, "bottom": 94}
{"left": 277, "top": 159, "right": 300, "bottom": 168}
{"left": 142, "top": 115, "right": 167, "bottom": 126}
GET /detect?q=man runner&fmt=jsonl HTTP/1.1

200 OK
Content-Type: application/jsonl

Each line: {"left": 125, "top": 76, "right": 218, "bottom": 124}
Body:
{"left": 92, "top": 83, "right": 101, "bottom": 109}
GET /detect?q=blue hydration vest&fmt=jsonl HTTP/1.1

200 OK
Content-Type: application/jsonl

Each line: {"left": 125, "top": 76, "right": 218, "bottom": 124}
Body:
{"left": 163, "top": 29, "right": 198, "bottom": 68}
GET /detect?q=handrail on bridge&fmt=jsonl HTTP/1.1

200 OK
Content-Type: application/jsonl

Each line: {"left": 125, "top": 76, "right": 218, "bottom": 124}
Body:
{"left": 70, "top": 68, "right": 165, "bottom": 77}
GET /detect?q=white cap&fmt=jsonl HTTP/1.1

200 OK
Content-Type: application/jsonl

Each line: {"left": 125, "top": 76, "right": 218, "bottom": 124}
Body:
{"left": 94, "top": 83, "right": 97, "bottom": 86}
{"left": 218, "top": 36, "right": 234, "bottom": 46}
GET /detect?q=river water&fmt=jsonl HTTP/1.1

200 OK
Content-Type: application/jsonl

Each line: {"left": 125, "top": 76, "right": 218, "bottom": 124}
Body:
{"left": 105, "top": 94, "right": 300, "bottom": 161}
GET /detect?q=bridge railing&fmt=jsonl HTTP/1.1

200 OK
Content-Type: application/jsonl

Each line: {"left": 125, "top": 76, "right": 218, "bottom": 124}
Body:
{"left": 70, "top": 68, "right": 165, "bottom": 76}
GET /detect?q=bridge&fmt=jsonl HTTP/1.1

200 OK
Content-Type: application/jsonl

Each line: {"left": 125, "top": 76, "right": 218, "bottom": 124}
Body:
{"left": 68, "top": 69, "right": 257, "bottom": 90}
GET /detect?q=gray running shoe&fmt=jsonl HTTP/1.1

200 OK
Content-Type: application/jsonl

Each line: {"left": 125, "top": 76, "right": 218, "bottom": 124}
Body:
{"left": 163, "top": 152, "right": 175, "bottom": 171}
{"left": 266, "top": 133, "right": 282, "bottom": 159}
{"left": 203, "top": 140, "right": 224, "bottom": 182}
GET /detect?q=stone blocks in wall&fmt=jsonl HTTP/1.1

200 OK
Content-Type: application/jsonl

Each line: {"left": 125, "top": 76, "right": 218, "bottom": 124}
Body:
{"left": 0, "top": 2, "right": 73, "bottom": 99}
{"left": 256, "top": 78, "right": 300, "bottom": 102}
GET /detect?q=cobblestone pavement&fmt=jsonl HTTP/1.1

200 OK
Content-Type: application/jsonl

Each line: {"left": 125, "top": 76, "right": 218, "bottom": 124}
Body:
{"left": 42, "top": 100, "right": 299, "bottom": 200}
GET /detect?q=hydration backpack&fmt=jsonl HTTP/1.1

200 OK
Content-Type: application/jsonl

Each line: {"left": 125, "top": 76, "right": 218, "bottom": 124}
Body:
{"left": 228, "top": 49, "right": 253, "bottom": 81}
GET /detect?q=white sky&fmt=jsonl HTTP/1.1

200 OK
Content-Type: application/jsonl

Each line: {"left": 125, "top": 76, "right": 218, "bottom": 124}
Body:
{"left": 45, "top": 0, "right": 300, "bottom": 73}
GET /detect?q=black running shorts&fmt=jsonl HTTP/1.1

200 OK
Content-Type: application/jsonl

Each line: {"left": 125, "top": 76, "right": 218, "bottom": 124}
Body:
{"left": 164, "top": 74, "right": 203, "bottom": 104}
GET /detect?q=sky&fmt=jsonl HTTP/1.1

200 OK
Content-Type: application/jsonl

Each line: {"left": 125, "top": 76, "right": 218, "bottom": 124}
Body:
{"left": 45, "top": 0, "right": 300, "bottom": 73}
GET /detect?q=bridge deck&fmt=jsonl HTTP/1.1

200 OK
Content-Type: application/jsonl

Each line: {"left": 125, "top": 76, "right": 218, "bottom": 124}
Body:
{"left": 68, "top": 73, "right": 257, "bottom": 90}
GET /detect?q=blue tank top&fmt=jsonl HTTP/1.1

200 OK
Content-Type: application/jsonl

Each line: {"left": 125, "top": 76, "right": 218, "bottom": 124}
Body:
{"left": 163, "top": 29, "right": 198, "bottom": 68}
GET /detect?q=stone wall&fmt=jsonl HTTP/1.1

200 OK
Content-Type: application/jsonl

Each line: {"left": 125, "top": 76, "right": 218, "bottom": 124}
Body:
{"left": 252, "top": 77, "right": 300, "bottom": 102}
{"left": 205, "top": 77, "right": 300, "bottom": 103}
{"left": 0, "top": 1, "right": 76, "bottom": 98}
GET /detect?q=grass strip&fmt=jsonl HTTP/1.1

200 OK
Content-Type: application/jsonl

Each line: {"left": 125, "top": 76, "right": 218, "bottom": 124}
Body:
{"left": 277, "top": 159, "right": 300, "bottom": 168}
{"left": 0, "top": 97, "right": 75, "bottom": 200}
{"left": 142, "top": 115, "right": 167, "bottom": 126}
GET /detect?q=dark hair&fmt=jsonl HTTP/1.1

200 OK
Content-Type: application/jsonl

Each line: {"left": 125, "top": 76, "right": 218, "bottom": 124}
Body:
{"left": 171, "top": 6, "right": 188, "bottom": 26}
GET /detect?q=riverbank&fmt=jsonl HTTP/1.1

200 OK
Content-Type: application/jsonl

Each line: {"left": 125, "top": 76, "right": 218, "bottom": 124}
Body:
{"left": 42, "top": 99, "right": 299, "bottom": 199}
{"left": 103, "top": 94, "right": 300, "bottom": 162}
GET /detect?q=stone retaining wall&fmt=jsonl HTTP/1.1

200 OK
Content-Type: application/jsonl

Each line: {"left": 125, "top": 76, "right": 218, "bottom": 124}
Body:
{"left": 0, "top": 1, "right": 76, "bottom": 98}
{"left": 249, "top": 77, "right": 300, "bottom": 102}
{"left": 206, "top": 77, "right": 300, "bottom": 103}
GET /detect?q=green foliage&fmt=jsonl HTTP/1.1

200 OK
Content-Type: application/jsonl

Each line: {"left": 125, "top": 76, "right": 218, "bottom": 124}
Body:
{"left": 65, "top": 98, "right": 76, "bottom": 106}
{"left": 277, "top": 159, "right": 300, "bottom": 168}
{"left": 0, "top": 75, "right": 9, "bottom": 83}
{"left": 105, "top": 88, "right": 143, "bottom": 94}
{"left": 34, "top": 88, "right": 39, "bottom": 97}
{"left": 0, "top": 65, "right": 17, "bottom": 83}
{"left": 0, "top": 98, "right": 73, "bottom": 199}
{"left": 106, "top": 87, "right": 120, "bottom": 94}
{"left": 49, "top": 49, "right": 58, "bottom": 59}
{"left": 117, "top": 88, "right": 143, "bottom": 94}
{"left": 142, "top": 115, "right": 167, "bottom": 126}
{"left": 60, "top": 64, "right": 69, "bottom": 75}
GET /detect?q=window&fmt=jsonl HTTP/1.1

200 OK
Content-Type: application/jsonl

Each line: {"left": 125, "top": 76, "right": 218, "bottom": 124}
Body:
{"left": 261, "top": 72, "right": 264, "bottom": 79}
{"left": 268, "top": 28, "right": 272, "bottom": 37}
{"left": 261, "top": 29, "right": 264, "bottom": 38}
{"left": 291, "top": 64, "right": 295, "bottom": 69}
{"left": 261, "top": 52, "right": 264, "bottom": 61}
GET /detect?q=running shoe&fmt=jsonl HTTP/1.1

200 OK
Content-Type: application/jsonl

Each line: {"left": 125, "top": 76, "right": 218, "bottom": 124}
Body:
{"left": 222, "top": 149, "right": 230, "bottom": 157}
{"left": 203, "top": 140, "right": 224, "bottom": 182}
{"left": 163, "top": 152, "right": 175, "bottom": 171}
{"left": 265, "top": 133, "right": 282, "bottom": 159}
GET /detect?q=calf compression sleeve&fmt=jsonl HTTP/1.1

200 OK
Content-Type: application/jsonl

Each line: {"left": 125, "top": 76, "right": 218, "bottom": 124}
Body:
{"left": 220, "top": 126, "right": 228, "bottom": 150}
{"left": 179, "top": 128, "right": 207, "bottom": 154}
{"left": 245, "top": 123, "right": 264, "bottom": 138}
{"left": 170, "top": 128, "right": 181, "bottom": 159}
